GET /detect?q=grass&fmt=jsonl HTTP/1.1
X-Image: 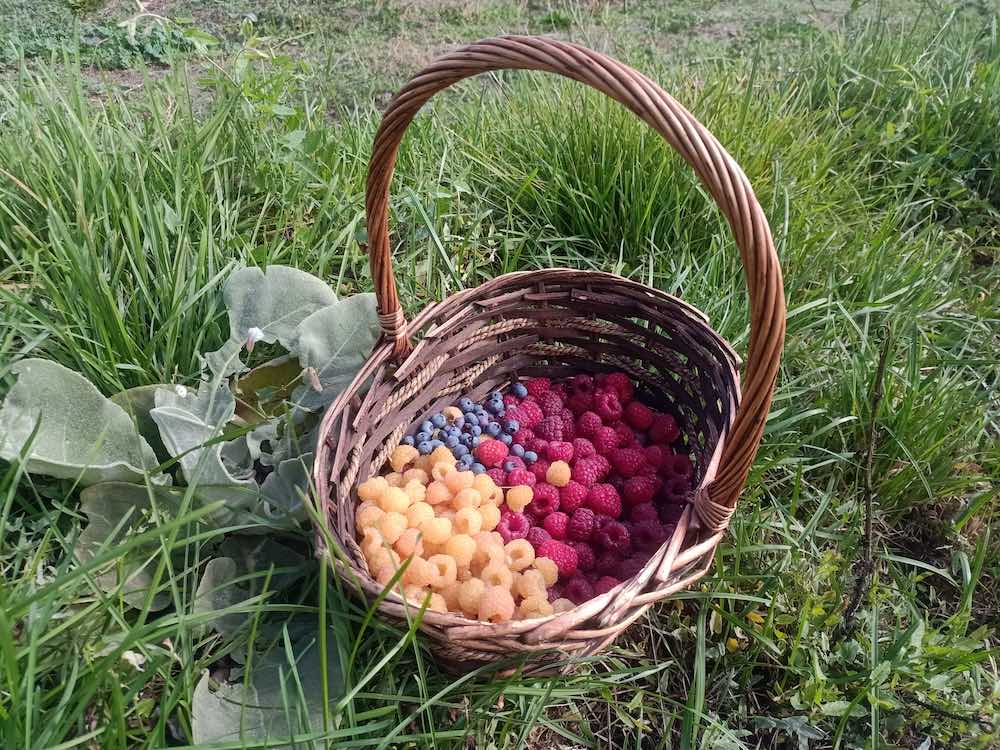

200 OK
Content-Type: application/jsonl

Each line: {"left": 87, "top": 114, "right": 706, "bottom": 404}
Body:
{"left": 1, "top": 2, "right": 999, "bottom": 748}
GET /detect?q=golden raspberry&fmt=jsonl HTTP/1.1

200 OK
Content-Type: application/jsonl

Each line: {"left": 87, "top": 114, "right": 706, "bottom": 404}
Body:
{"left": 366, "top": 546, "right": 399, "bottom": 573}
{"left": 358, "top": 476, "right": 389, "bottom": 502}
{"left": 403, "top": 468, "right": 430, "bottom": 485}
{"left": 428, "top": 554, "right": 458, "bottom": 589}
{"left": 403, "top": 480, "right": 426, "bottom": 505}
{"left": 390, "top": 444, "right": 419, "bottom": 472}
{"left": 373, "top": 562, "right": 396, "bottom": 585}
{"left": 478, "top": 586, "right": 515, "bottom": 623}
{"left": 444, "top": 470, "right": 474, "bottom": 494}
{"left": 360, "top": 527, "right": 384, "bottom": 558}
{"left": 489, "top": 531, "right": 504, "bottom": 546}
{"left": 402, "top": 556, "right": 437, "bottom": 587}
{"left": 405, "top": 501, "right": 434, "bottom": 529}
{"left": 532, "top": 557, "right": 558, "bottom": 586}
{"left": 425, "top": 481, "right": 452, "bottom": 506}
{"left": 378, "top": 512, "right": 408, "bottom": 544}
{"left": 385, "top": 472, "right": 405, "bottom": 488}
{"left": 439, "top": 581, "right": 462, "bottom": 611}
{"left": 479, "top": 503, "right": 501, "bottom": 532}
{"left": 444, "top": 533, "right": 476, "bottom": 568}
{"left": 504, "top": 539, "right": 535, "bottom": 571}
{"left": 430, "top": 446, "right": 457, "bottom": 468}
{"left": 471, "top": 535, "right": 504, "bottom": 572}
{"left": 355, "top": 502, "right": 384, "bottom": 530}
{"left": 453, "top": 507, "right": 483, "bottom": 536}
{"left": 515, "top": 569, "right": 546, "bottom": 598}
{"left": 546, "top": 460, "right": 571, "bottom": 488}
{"left": 505, "top": 485, "right": 533, "bottom": 513}
{"left": 378, "top": 486, "right": 410, "bottom": 514}
{"left": 452, "top": 488, "right": 481, "bottom": 510}
{"left": 480, "top": 562, "right": 513, "bottom": 590}
{"left": 427, "top": 593, "right": 447, "bottom": 613}
{"left": 438, "top": 509, "right": 456, "bottom": 522}
{"left": 443, "top": 406, "right": 463, "bottom": 422}
{"left": 419, "top": 516, "right": 452, "bottom": 545}
{"left": 552, "top": 598, "right": 575, "bottom": 613}
{"left": 414, "top": 455, "right": 433, "bottom": 473}
{"left": 431, "top": 462, "right": 455, "bottom": 481}
{"left": 394, "top": 527, "right": 424, "bottom": 559}
{"left": 458, "top": 578, "right": 485, "bottom": 617}
{"left": 473, "top": 474, "right": 503, "bottom": 505}
{"left": 517, "top": 594, "right": 554, "bottom": 619}
{"left": 403, "top": 584, "right": 429, "bottom": 604}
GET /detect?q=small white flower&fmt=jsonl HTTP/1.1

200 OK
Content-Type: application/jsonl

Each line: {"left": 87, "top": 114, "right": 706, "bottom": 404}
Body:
{"left": 173, "top": 384, "right": 188, "bottom": 397}
{"left": 121, "top": 650, "right": 146, "bottom": 671}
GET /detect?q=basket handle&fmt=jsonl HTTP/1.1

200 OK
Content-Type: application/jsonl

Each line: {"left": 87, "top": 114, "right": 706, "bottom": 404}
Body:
{"left": 365, "top": 36, "right": 785, "bottom": 515}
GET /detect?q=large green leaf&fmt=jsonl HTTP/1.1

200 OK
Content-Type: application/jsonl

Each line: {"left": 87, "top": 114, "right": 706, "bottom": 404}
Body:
{"left": 261, "top": 453, "right": 314, "bottom": 523}
{"left": 0, "top": 359, "right": 167, "bottom": 486}
{"left": 110, "top": 385, "right": 172, "bottom": 463}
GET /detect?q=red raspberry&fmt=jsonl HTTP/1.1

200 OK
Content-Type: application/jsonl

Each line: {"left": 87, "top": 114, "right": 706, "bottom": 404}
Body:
{"left": 643, "top": 445, "right": 669, "bottom": 470}
{"left": 593, "top": 576, "right": 621, "bottom": 595}
{"left": 538, "top": 391, "right": 563, "bottom": 417}
{"left": 550, "top": 383, "right": 568, "bottom": 401}
{"left": 592, "top": 426, "right": 619, "bottom": 456}
{"left": 586, "top": 484, "right": 622, "bottom": 518}
{"left": 542, "top": 511, "right": 569, "bottom": 540}
{"left": 560, "top": 411, "right": 576, "bottom": 440}
{"left": 609, "top": 475, "right": 625, "bottom": 495}
{"left": 594, "top": 390, "right": 622, "bottom": 422}
{"left": 623, "top": 475, "right": 656, "bottom": 505}
{"left": 518, "top": 400, "right": 544, "bottom": 428}
{"left": 632, "top": 519, "right": 668, "bottom": 553}
{"left": 531, "top": 483, "right": 560, "bottom": 516}
{"left": 649, "top": 413, "right": 680, "bottom": 444}
{"left": 506, "top": 468, "right": 536, "bottom": 487}
{"left": 591, "top": 454, "right": 612, "bottom": 476}
{"left": 503, "top": 393, "right": 520, "bottom": 408}
{"left": 564, "top": 574, "right": 594, "bottom": 604}
{"left": 572, "top": 438, "right": 596, "bottom": 458}
{"left": 497, "top": 511, "right": 530, "bottom": 542}
{"left": 610, "top": 448, "right": 645, "bottom": 478}
{"left": 475, "top": 439, "right": 509, "bottom": 468}
{"left": 546, "top": 584, "right": 563, "bottom": 603}
{"left": 629, "top": 503, "right": 661, "bottom": 524}
{"left": 566, "top": 391, "right": 594, "bottom": 416}
{"left": 573, "top": 542, "right": 595, "bottom": 572}
{"left": 572, "top": 373, "right": 595, "bottom": 391}
{"left": 570, "top": 458, "right": 601, "bottom": 488}
{"left": 603, "top": 372, "right": 634, "bottom": 402}
{"left": 568, "top": 507, "right": 597, "bottom": 541}
{"left": 535, "top": 416, "right": 564, "bottom": 442}
{"left": 487, "top": 467, "right": 506, "bottom": 486}
{"left": 546, "top": 441, "right": 574, "bottom": 463}
{"left": 613, "top": 422, "right": 636, "bottom": 447}
{"left": 525, "top": 437, "right": 549, "bottom": 456}
{"left": 504, "top": 456, "right": 526, "bottom": 471}
{"left": 559, "top": 480, "right": 589, "bottom": 513}
{"left": 524, "top": 377, "right": 551, "bottom": 398}
{"left": 666, "top": 453, "right": 693, "bottom": 478}
{"left": 576, "top": 411, "right": 602, "bottom": 438}
{"left": 529, "top": 458, "right": 551, "bottom": 482}
{"left": 623, "top": 400, "right": 654, "bottom": 431}
{"left": 616, "top": 556, "right": 647, "bottom": 581}
{"left": 594, "top": 520, "right": 631, "bottom": 554}
{"left": 537, "top": 539, "right": 578, "bottom": 577}
{"left": 660, "top": 503, "right": 685, "bottom": 524}
{"left": 512, "top": 428, "right": 534, "bottom": 445}
{"left": 526, "top": 526, "right": 551, "bottom": 551}
{"left": 595, "top": 550, "right": 622, "bottom": 575}
{"left": 662, "top": 476, "right": 690, "bottom": 504}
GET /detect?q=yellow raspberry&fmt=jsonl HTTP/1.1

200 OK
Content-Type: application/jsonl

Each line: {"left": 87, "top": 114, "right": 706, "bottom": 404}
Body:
{"left": 355, "top": 502, "right": 384, "bottom": 530}
{"left": 443, "top": 406, "right": 463, "bottom": 422}
{"left": 405, "top": 501, "right": 434, "bottom": 529}
{"left": 390, "top": 444, "right": 419, "bottom": 472}
{"left": 546, "top": 460, "right": 571, "bottom": 488}
{"left": 478, "top": 586, "right": 515, "bottom": 623}
{"left": 438, "top": 509, "right": 456, "bottom": 523}
{"left": 431, "top": 462, "right": 455, "bottom": 481}
{"left": 427, "top": 593, "right": 447, "bottom": 613}
{"left": 403, "top": 584, "right": 429, "bottom": 604}
{"left": 385, "top": 472, "right": 405, "bottom": 488}
{"left": 367, "top": 548, "right": 400, "bottom": 578}
{"left": 444, "top": 470, "right": 474, "bottom": 494}
{"left": 453, "top": 507, "right": 483, "bottom": 536}
{"left": 425, "top": 481, "right": 452, "bottom": 506}
{"left": 440, "top": 581, "right": 462, "bottom": 611}
{"left": 532, "top": 556, "right": 559, "bottom": 586}
{"left": 428, "top": 554, "right": 458, "bottom": 589}
{"left": 403, "top": 467, "right": 429, "bottom": 485}
{"left": 480, "top": 562, "right": 513, "bottom": 590}
{"left": 414, "top": 455, "right": 433, "bottom": 473}
{"left": 505, "top": 485, "right": 533, "bottom": 513}
{"left": 360, "top": 527, "right": 385, "bottom": 558}
{"left": 471, "top": 536, "right": 505, "bottom": 572}
{"left": 358, "top": 476, "right": 389, "bottom": 502}
{"left": 505, "top": 539, "right": 535, "bottom": 572}
{"left": 552, "top": 598, "right": 575, "bottom": 613}
{"left": 419, "top": 516, "right": 452, "bottom": 545}
{"left": 394, "top": 527, "right": 424, "bottom": 559}
{"left": 378, "top": 512, "right": 408, "bottom": 544}
{"left": 402, "top": 556, "right": 437, "bottom": 587}
{"left": 403, "top": 480, "right": 426, "bottom": 505}
{"left": 517, "top": 594, "right": 554, "bottom": 619}
{"left": 373, "top": 562, "right": 397, "bottom": 585}
{"left": 515, "top": 568, "right": 546, "bottom": 598}
{"left": 430, "top": 446, "right": 457, "bottom": 468}
{"left": 444, "top": 533, "right": 476, "bottom": 568}
{"left": 474, "top": 474, "right": 504, "bottom": 505}
{"left": 378, "top": 486, "right": 410, "bottom": 514}
{"left": 451, "top": 487, "right": 481, "bottom": 510}
{"left": 458, "top": 578, "right": 485, "bottom": 618}
{"left": 479, "top": 503, "right": 501, "bottom": 532}
{"left": 489, "top": 531, "right": 504, "bottom": 546}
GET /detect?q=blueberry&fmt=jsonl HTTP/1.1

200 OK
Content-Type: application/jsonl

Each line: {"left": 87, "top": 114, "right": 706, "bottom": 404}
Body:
{"left": 485, "top": 400, "right": 503, "bottom": 415}
{"left": 512, "top": 383, "right": 528, "bottom": 398}
{"left": 470, "top": 424, "right": 482, "bottom": 437}
{"left": 486, "top": 422, "right": 501, "bottom": 437}
{"left": 416, "top": 430, "right": 431, "bottom": 443}
{"left": 472, "top": 436, "right": 481, "bottom": 448}
{"left": 458, "top": 397, "right": 474, "bottom": 412}
{"left": 460, "top": 434, "right": 474, "bottom": 447}
{"left": 499, "top": 433, "right": 513, "bottom": 446}
{"left": 471, "top": 462, "right": 486, "bottom": 475}
{"left": 431, "top": 413, "right": 446, "bottom": 428}
{"left": 402, "top": 435, "right": 415, "bottom": 446}
{"left": 420, "top": 420, "right": 433, "bottom": 433}
{"left": 503, "top": 459, "right": 517, "bottom": 472}
{"left": 430, "top": 439, "right": 444, "bottom": 449}
{"left": 478, "top": 414, "right": 490, "bottom": 427}
{"left": 474, "top": 405, "right": 487, "bottom": 416}
{"left": 503, "top": 419, "right": 520, "bottom": 434}
{"left": 463, "top": 411, "right": 478, "bottom": 424}
{"left": 454, "top": 416, "right": 465, "bottom": 429}
{"left": 417, "top": 441, "right": 433, "bottom": 455}
{"left": 453, "top": 444, "right": 469, "bottom": 458}
{"left": 457, "top": 455, "right": 473, "bottom": 470}
{"left": 446, "top": 435, "right": 460, "bottom": 448}
{"left": 489, "top": 390, "right": 503, "bottom": 401}
{"left": 524, "top": 450, "right": 538, "bottom": 462}
{"left": 511, "top": 443, "right": 525, "bottom": 457}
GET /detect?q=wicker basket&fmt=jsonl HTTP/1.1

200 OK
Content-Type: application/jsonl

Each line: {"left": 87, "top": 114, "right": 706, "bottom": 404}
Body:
{"left": 313, "top": 36, "right": 785, "bottom": 672}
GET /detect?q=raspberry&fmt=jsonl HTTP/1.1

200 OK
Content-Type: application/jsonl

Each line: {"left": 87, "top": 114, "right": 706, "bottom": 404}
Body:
{"left": 525, "top": 526, "right": 551, "bottom": 551}
{"left": 594, "top": 519, "right": 631, "bottom": 554}
{"left": 533, "top": 556, "right": 559, "bottom": 586}
{"left": 592, "top": 426, "right": 620, "bottom": 456}
{"left": 595, "top": 550, "right": 622, "bottom": 575}
{"left": 546, "top": 460, "right": 571, "bottom": 488}
{"left": 535, "top": 416, "right": 564, "bottom": 442}
{"left": 623, "top": 475, "right": 656, "bottom": 505}
{"left": 564, "top": 575, "right": 594, "bottom": 604}
{"left": 594, "top": 390, "right": 622, "bottom": 422}
{"left": 543, "top": 511, "right": 569, "bottom": 539}
{"left": 518, "top": 400, "right": 544, "bottom": 428}
{"left": 505, "top": 468, "right": 536, "bottom": 487}
{"left": 560, "top": 413, "right": 576, "bottom": 440}
{"left": 475, "top": 439, "right": 509, "bottom": 468}
{"left": 547, "top": 585, "right": 564, "bottom": 604}
{"left": 616, "top": 556, "right": 646, "bottom": 581}
{"left": 666, "top": 453, "right": 693, "bottom": 478}
{"left": 568, "top": 507, "right": 597, "bottom": 541}
{"left": 590, "top": 454, "right": 612, "bottom": 476}
{"left": 525, "top": 437, "right": 549, "bottom": 456}
{"left": 537, "top": 539, "right": 578, "bottom": 577}
{"left": 513, "top": 428, "right": 534, "bottom": 445}
{"left": 531, "top": 483, "right": 560, "bottom": 516}
{"left": 570, "top": 458, "right": 602, "bottom": 488}
{"left": 649, "top": 413, "right": 681, "bottom": 444}
{"left": 573, "top": 542, "right": 595, "bottom": 572}
{"left": 623, "top": 400, "right": 654, "bottom": 431}
{"left": 613, "top": 422, "right": 636, "bottom": 447}
{"left": 572, "top": 374, "right": 595, "bottom": 392}
{"left": 593, "top": 576, "right": 621, "bottom": 595}
{"left": 551, "top": 383, "right": 568, "bottom": 401}
{"left": 546, "top": 441, "right": 574, "bottom": 463}
{"left": 572, "top": 438, "right": 596, "bottom": 459}
{"left": 539, "top": 391, "right": 563, "bottom": 417}
{"left": 506, "top": 484, "right": 533, "bottom": 512}
{"left": 603, "top": 372, "right": 634, "bottom": 402}
{"left": 559, "top": 481, "right": 589, "bottom": 513}
{"left": 478, "top": 585, "right": 516, "bottom": 623}
{"left": 454, "top": 507, "right": 484, "bottom": 535}
{"left": 505, "top": 538, "right": 535, "bottom": 571}
{"left": 660, "top": 503, "right": 685, "bottom": 524}
{"left": 444, "top": 534, "right": 476, "bottom": 567}
{"left": 632, "top": 519, "right": 668, "bottom": 553}
{"left": 643, "top": 445, "right": 668, "bottom": 470}
{"left": 524, "top": 378, "right": 551, "bottom": 398}
{"left": 496, "top": 511, "right": 530, "bottom": 542}
{"left": 663, "top": 476, "right": 690, "bottom": 504}
{"left": 566, "top": 391, "right": 593, "bottom": 416}
{"left": 390, "top": 444, "right": 419, "bottom": 471}
{"left": 629, "top": 504, "right": 661, "bottom": 524}
{"left": 486, "top": 467, "right": 506, "bottom": 486}
{"left": 576, "top": 411, "right": 602, "bottom": 438}
{"left": 529, "top": 458, "right": 551, "bottom": 482}
{"left": 358, "top": 476, "right": 389, "bottom": 503}
{"left": 586, "top": 484, "right": 622, "bottom": 518}
{"left": 610, "top": 448, "right": 645, "bottom": 478}
{"left": 503, "top": 456, "right": 526, "bottom": 472}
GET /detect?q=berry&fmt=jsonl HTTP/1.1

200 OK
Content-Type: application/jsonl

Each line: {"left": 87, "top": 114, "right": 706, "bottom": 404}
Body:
{"left": 594, "top": 520, "right": 631, "bottom": 554}
{"left": 496, "top": 511, "right": 531, "bottom": 542}
{"left": 623, "top": 475, "right": 656, "bottom": 505}
{"left": 506, "top": 468, "right": 536, "bottom": 487}
{"left": 517, "top": 400, "right": 544, "bottom": 428}
{"left": 510, "top": 443, "right": 525, "bottom": 458}
{"left": 523, "top": 450, "right": 539, "bottom": 463}
{"left": 526, "top": 526, "right": 551, "bottom": 551}
{"left": 559, "top": 481, "right": 589, "bottom": 513}
{"left": 503, "top": 456, "right": 526, "bottom": 472}
{"left": 417, "top": 441, "right": 433, "bottom": 455}
{"left": 503, "top": 394, "right": 520, "bottom": 408}
{"left": 486, "top": 467, "right": 506, "bottom": 486}
{"left": 485, "top": 422, "right": 502, "bottom": 437}
{"left": 566, "top": 391, "right": 594, "bottom": 416}
{"left": 570, "top": 458, "right": 602, "bottom": 488}
{"left": 402, "top": 435, "right": 415, "bottom": 446}
{"left": 475, "top": 439, "right": 509, "bottom": 468}
{"left": 586, "top": 484, "right": 623, "bottom": 518}
{"left": 524, "top": 378, "right": 551, "bottom": 398}
{"left": 546, "top": 460, "right": 572, "bottom": 488}
{"left": 591, "top": 454, "right": 612, "bottom": 476}
{"left": 660, "top": 503, "right": 685, "bottom": 524}
{"left": 610, "top": 448, "right": 645, "bottom": 478}
{"left": 572, "top": 438, "right": 596, "bottom": 459}
{"left": 543, "top": 511, "right": 569, "bottom": 540}
{"left": 613, "top": 422, "right": 636, "bottom": 447}
{"left": 666, "top": 453, "right": 693, "bottom": 478}
{"left": 539, "top": 391, "right": 564, "bottom": 417}
{"left": 576, "top": 411, "right": 602, "bottom": 438}
{"left": 592, "top": 426, "right": 620, "bottom": 456}
{"left": 500, "top": 432, "right": 512, "bottom": 445}
{"left": 478, "top": 586, "right": 516, "bottom": 623}
{"left": 564, "top": 575, "right": 594, "bottom": 604}
{"left": 633, "top": 520, "right": 668, "bottom": 553}
{"left": 531, "top": 483, "right": 560, "bottom": 516}
{"left": 420, "top": 420, "right": 433, "bottom": 433}
{"left": 546, "top": 441, "right": 574, "bottom": 463}
{"left": 594, "top": 390, "right": 623, "bottom": 422}
{"left": 535, "top": 416, "right": 564, "bottom": 442}
{"left": 471, "top": 462, "right": 486, "bottom": 475}
{"left": 572, "top": 373, "right": 595, "bottom": 392}
{"left": 616, "top": 556, "right": 646, "bottom": 581}
{"left": 649, "top": 413, "right": 680, "bottom": 444}
{"left": 595, "top": 550, "right": 622, "bottom": 575}
{"left": 512, "top": 383, "right": 528, "bottom": 398}
{"left": 573, "top": 542, "right": 595, "bottom": 572}
{"left": 512, "top": 428, "right": 534, "bottom": 445}
{"left": 603, "top": 373, "right": 634, "bottom": 402}
{"left": 560, "top": 411, "right": 576, "bottom": 440}
{"left": 643, "top": 445, "right": 668, "bottom": 470}
{"left": 593, "top": 576, "right": 621, "bottom": 595}
{"left": 503, "top": 419, "right": 520, "bottom": 434}
{"left": 568, "top": 507, "right": 597, "bottom": 541}
{"left": 623, "top": 401, "right": 654, "bottom": 431}
{"left": 529, "top": 458, "right": 551, "bottom": 483}
{"left": 630, "top": 503, "right": 661, "bottom": 524}
{"left": 537, "top": 539, "right": 578, "bottom": 577}
{"left": 458, "top": 398, "right": 474, "bottom": 412}
{"left": 431, "top": 413, "right": 447, "bottom": 428}
{"left": 525, "top": 437, "right": 549, "bottom": 455}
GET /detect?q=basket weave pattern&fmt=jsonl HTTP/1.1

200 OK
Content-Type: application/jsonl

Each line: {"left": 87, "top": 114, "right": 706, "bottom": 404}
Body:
{"left": 314, "top": 36, "right": 785, "bottom": 670}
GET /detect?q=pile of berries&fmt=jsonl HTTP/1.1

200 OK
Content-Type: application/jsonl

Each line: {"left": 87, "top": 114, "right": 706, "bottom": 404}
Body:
{"left": 360, "top": 371, "right": 693, "bottom": 621}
